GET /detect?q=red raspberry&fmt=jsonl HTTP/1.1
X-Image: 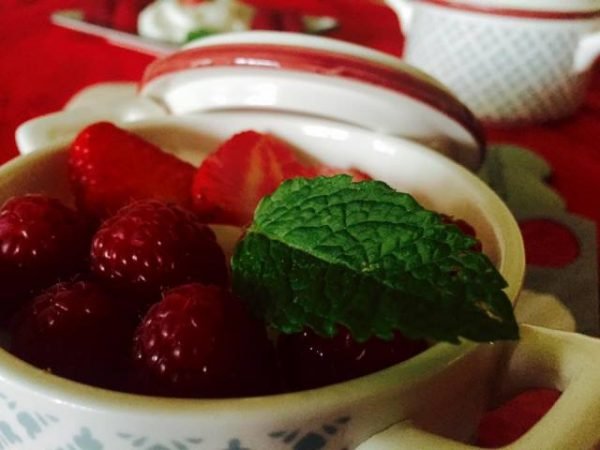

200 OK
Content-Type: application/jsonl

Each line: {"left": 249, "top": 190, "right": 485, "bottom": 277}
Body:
{"left": 90, "top": 200, "right": 228, "bottom": 304}
{"left": 0, "top": 194, "right": 91, "bottom": 314}
{"left": 10, "top": 280, "right": 136, "bottom": 388}
{"left": 132, "top": 283, "right": 277, "bottom": 398}
{"left": 278, "top": 327, "right": 427, "bottom": 391}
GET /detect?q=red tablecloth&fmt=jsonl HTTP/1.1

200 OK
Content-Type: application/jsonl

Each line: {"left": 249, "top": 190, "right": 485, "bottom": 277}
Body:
{"left": 1, "top": 0, "right": 598, "bottom": 447}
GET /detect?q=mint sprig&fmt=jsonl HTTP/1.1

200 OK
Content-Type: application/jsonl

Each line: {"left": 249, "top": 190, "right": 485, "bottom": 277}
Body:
{"left": 231, "top": 176, "right": 518, "bottom": 343}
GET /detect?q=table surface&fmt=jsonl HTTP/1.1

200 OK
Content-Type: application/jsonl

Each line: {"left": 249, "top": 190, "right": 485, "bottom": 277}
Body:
{"left": 1, "top": 0, "right": 599, "bottom": 448}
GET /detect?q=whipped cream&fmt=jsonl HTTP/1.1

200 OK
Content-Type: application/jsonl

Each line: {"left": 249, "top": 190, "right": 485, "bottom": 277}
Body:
{"left": 138, "top": 0, "right": 255, "bottom": 44}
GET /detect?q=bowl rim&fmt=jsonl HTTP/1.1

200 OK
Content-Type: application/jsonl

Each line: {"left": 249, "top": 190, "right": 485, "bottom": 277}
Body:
{"left": 0, "top": 116, "right": 525, "bottom": 415}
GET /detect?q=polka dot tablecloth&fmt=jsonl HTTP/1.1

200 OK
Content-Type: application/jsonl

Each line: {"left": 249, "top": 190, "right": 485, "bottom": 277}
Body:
{"left": 0, "top": 0, "right": 599, "bottom": 448}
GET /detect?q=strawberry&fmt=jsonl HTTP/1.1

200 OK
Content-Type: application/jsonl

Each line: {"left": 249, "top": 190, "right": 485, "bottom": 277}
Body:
{"left": 132, "top": 283, "right": 278, "bottom": 398}
{"left": 192, "top": 131, "right": 313, "bottom": 227}
{"left": 0, "top": 194, "right": 91, "bottom": 315}
{"left": 69, "top": 122, "right": 195, "bottom": 220}
{"left": 10, "top": 280, "right": 136, "bottom": 389}
{"left": 192, "top": 130, "right": 368, "bottom": 227}
{"left": 90, "top": 200, "right": 228, "bottom": 305}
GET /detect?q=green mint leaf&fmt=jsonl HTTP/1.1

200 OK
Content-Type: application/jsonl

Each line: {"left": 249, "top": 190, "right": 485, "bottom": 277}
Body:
{"left": 185, "top": 28, "right": 219, "bottom": 43}
{"left": 231, "top": 175, "right": 519, "bottom": 343}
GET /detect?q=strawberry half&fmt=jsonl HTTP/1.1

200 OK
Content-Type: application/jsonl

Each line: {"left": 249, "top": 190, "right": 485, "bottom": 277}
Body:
{"left": 69, "top": 122, "right": 195, "bottom": 220}
{"left": 192, "top": 131, "right": 313, "bottom": 227}
{"left": 192, "top": 130, "right": 371, "bottom": 227}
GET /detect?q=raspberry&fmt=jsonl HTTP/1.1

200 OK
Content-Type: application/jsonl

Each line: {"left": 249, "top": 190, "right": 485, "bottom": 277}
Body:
{"left": 132, "top": 283, "right": 278, "bottom": 398}
{"left": 10, "top": 280, "right": 136, "bottom": 388}
{"left": 90, "top": 200, "right": 228, "bottom": 304}
{"left": 0, "top": 194, "right": 91, "bottom": 315}
{"left": 278, "top": 327, "right": 427, "bottom": 391}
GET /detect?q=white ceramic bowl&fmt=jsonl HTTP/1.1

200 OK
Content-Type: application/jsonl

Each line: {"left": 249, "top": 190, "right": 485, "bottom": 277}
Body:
{"left": 4, "top": 110, "right": 600, "bottom": 450}
{"left": 0, "top": 113, "right": 524, "bottom": 450}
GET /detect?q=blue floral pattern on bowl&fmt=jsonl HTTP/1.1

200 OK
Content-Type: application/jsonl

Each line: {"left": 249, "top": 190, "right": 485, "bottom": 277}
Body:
{"left": 0, "top": 390, "right": 351, "bottom": 449}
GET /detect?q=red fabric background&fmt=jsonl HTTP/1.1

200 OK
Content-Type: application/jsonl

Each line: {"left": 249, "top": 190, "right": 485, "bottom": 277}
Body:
{"left": 0, "top": 0, "right": 598, "bottom": 447}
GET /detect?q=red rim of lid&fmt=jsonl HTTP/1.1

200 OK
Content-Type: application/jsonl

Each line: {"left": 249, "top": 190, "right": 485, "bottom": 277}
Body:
{"left": 418, "top": 0, "right": 600, "bottom": 19}
{"left": 141, "top": 44, "right": 486, "bottom": 160}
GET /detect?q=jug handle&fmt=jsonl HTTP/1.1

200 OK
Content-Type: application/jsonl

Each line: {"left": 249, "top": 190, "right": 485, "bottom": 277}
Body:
{"left": 574, "top": 29, "right": 600, "bottom": 73}
{"left": 383, "top": 0, "right": 415, "bottom": 34}
{"left": 356, "top": 325, "right": 600, "bottom": 450}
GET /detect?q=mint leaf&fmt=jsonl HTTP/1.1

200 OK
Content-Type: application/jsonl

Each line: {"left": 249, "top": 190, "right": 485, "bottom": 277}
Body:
{"left": 185, "top": 28, "right": 218, "bottom": 43}
{"left": 231, "top": 176, "right": 518, "bottom": 343}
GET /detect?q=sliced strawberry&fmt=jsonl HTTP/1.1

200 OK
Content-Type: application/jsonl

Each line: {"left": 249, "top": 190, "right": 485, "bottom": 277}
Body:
{"left": 192, "top": 131, "right": 312, "bottom": 227}
{"left": 69, "top": 122, "right": 195, "bottom": 220}
{"left": 192, "top": 130, "right": 373, "bottom": 227}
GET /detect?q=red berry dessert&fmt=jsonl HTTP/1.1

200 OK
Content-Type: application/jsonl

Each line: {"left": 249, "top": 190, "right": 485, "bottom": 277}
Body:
{"left": 132, "top": 283, "right": 277, "bottom": 398}
{"left": 1, "top": 123, "right": 505, "bottom": 399}
{"left": 0, "top": 194, "right": 91, "bottom": 314}
{"left": 91, "top": 200, "right": 228, "bottom": 304}
{"left": 11, "top": 280, "right": 136, "bottom": 388}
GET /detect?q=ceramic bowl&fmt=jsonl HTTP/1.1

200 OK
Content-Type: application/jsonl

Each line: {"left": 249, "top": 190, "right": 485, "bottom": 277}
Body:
{"left": 0, "top": 112, "right": 530, "bottom": 449}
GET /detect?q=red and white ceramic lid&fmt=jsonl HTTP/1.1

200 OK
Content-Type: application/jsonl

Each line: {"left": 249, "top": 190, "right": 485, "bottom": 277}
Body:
{"left": 140, "top": 32, "right": 486, "bottom": 169}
